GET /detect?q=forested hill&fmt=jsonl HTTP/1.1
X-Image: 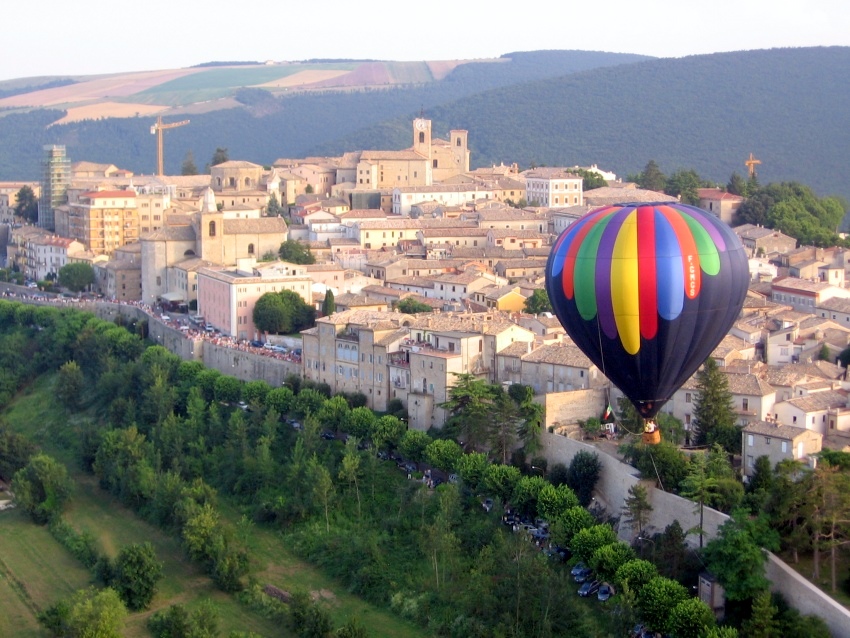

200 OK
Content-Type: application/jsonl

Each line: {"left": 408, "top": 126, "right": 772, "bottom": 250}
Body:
{"left": 315, "top": 47, "right": 850, "bottom": 199}
{"left": 0, "top": 50, "right": 649, "bottom": 181}
{"left": 1, "top": 48, "right": 848, "bottom": 199}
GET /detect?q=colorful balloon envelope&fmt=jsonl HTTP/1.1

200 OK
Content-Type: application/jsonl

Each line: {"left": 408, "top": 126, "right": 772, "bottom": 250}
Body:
{"left": 545, "top": 202, "right": 749, "bottom": 419}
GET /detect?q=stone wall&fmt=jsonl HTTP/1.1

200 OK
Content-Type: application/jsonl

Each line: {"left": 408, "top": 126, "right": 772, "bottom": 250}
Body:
{"left": 540, "top": 431, "right": 850, "bottom": 637}
{"left": 90, "top": 302, "right": 298, "bottom": 385}
{"left": 200, "top": 343, "right": 300, "bottom": 385}
{"left": 538, "top": 388, "right": 607, "bottom": 428}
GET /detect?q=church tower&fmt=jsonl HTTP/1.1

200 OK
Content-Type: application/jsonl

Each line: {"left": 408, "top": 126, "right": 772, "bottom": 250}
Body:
{"left": 197, "top": 187, "right": 225, "bottom": 264}
{"left": 412, "top": 118, "right": 431, "bottom": 156}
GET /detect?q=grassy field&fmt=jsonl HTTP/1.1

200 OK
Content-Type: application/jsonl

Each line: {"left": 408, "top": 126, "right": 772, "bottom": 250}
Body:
{"left": 1, "top": 374, "right": 428, "bottom": 638}
{"left": 0, "top": 508, "right": 93, "bottom": 638}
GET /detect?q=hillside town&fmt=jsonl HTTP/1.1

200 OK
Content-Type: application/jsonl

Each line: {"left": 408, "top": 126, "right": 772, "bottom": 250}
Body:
{"left": 2, "top": 118, "right": 850, "bottom": 467}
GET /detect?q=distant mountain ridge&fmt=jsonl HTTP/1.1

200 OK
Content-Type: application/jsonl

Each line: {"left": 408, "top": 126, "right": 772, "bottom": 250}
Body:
{"left": 0, "top": 48, "right": 848, "bottom": 200}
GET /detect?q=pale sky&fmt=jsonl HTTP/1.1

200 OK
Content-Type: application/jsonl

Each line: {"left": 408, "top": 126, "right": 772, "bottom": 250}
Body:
{"left": 3, "top": 0, "right": 849, "bottom": 82}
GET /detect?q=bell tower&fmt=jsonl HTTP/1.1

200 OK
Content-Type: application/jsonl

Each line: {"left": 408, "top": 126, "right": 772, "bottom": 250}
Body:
{"left": 412, "top": 118, "right": 431, "bottom": 156}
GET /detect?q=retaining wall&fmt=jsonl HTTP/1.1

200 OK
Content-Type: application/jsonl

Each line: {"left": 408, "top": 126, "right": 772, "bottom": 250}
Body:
{"left": 540, "top": 431, "right": 850, "bottom": 637}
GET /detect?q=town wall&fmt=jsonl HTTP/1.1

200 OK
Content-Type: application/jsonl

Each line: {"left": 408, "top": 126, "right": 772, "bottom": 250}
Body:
{"left": 538, "top": 388, "right": 607, "bottom": 428}
{"left": 540, "top": 431, "right": 850, "bottom": 637}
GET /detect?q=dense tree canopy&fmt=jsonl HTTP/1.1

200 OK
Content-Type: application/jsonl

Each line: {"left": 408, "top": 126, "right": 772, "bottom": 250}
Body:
{"left": 14, "top": 185, "right": 38, "bottom": 223}
{"left": 58, "top": 263, "right": 95, "bottom": 292}
{"left": 253, "top": 290, "right": 316, "bottom": 334}
{"left": 278, "top": 239, "right": 316, "bottom": 265}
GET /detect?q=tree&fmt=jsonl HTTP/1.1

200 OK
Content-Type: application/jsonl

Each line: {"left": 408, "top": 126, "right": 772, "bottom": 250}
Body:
{"left": 56, "top": 360, "right": 85, "bottom": 410}
{"left": 321, "top": 289, "right": 335, "bottom": 317}
{"left": 570, "top": 524, "right": 617, "bottom": 563}
{"left": 339, "top": 440, "right": 363, "bottom": 519}
{"left": 741, "top": 590, "right": 779, "bottom": 638}
{"left": 181, "top": 150, "right": 198, "bottom": 176}
{"left": 692, "top": 358, "right": 740, "bottom": 453}
{"left": 253, "top": 290, "right": 316, "bottom": 334}
{"left": 12, "top": 453, "right": 72, "bottom": 524}
{"left": 665, "top": 169, "right": 702, "bottom": 205}
{"left": 637, "top": 160, "right": 667, "bottom": 192}
{"left": 210, "top": 147, "right": 229, "bottom": 168}
{"left": 666, "top": 597, "right": 716, "bottom": 638}
{"left": 278, "top": 239, "right": 316, "bottom": 265}
{"left": 575, "top": 169, "right": 608, "bottom": 191}
{"left": 636, "top": 576, "right": 688, "bottom": 634}
{"left": 727, "top": 172, "right": 747, "bottom": 196}
{"left": 566, "top": 450, "right": 601, "bottom": 506}
{"left": 112, "top": 542, "right": 163, "bottom": 611}
{"left": 482, "top": 463, "right": 522, "bottom": 505}
{"left": 14, "top": 185, "right": 38, "bottom": 222}
{"left": 424, "top": 439, "right": 463, "bottom": 473}
{"left": 41, "top": 587, "right": 127, "bottom": 638}
{"left": 399, "top": 429, "right": 431, "bottom": 462}
{"left": 703, "top": 510, "right": 779, "bottom": 601}
{"left": 680, "top": 452, "right": 719, "bottom": 548}
{"left": 266, "top": 192, "right": 283, "bottom": 217}
{"left": 439, "top": 373, "right": 495, "bottom": 451}
{"left": 58, "top": 262, "right": 95, "bottom": 293}
{"left": 622, "top": 483, "right": 653, "bottom": 539}
{"left": 550, "top": 505, "right": 595, "bottom": 547}
{"left": 614, "top": 558, "right": 658, "bottom": 592}
{"left": 589, "top": 541, "right": 636, "bottom": 581}
{"left": 523, "top": 289, "right": 552, "bottom": 315}
{"left": 395, "top": 297, "right": 432, "bottom": 314}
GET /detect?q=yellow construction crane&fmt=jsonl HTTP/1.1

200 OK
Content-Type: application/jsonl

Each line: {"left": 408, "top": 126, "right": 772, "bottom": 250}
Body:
{"left": 745, "top": 152, "right": 762, "bottom": 179}
{"left": 150, "top": 115, "right": 189, "bottom": 176}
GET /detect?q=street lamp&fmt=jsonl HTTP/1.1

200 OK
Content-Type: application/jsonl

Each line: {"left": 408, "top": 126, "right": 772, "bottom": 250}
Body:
{"left": 531, "top": 465, "right": 546, "bottom": 477}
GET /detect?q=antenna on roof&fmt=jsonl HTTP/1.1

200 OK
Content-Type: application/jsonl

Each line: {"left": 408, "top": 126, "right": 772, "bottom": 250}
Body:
{"left": 419, "top": 106, "right": 425, "bottom": 118}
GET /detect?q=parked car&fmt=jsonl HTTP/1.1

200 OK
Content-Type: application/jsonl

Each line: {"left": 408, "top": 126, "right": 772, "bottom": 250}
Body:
{"left": 320, "top": 430, "right": 336, "bottom": 440}
{"left": 249, "top": 340, "right": 264, "bottom": 348}
{"left": 481, "top": 498, "right": 494, "bottom": 513}
{"left": 577, "top": 579, "right": 600, "bottom": 597}
{"left": 573, "top": 567, "right": 593, "bottom": 583}
{"left": 570, "top": 562, "right": 588, "bottom": 577}
{"left": 448, "top": 473, "right": 459, "bottom": 484}
{"left": 376, "top": 450, "right": 389, "bottom": 460}
{"left": 597, "top": 582, "right": 615, "bottom": 602}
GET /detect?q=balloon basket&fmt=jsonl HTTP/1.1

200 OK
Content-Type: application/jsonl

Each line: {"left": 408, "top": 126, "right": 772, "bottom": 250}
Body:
{"left": 642, "top": 430, "right": 661, "bottom": 445}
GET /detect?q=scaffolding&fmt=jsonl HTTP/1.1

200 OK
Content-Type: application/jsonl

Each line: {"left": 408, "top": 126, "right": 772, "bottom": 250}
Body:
{"left": 38, "top": 144, "right": 70, "bottom": 231}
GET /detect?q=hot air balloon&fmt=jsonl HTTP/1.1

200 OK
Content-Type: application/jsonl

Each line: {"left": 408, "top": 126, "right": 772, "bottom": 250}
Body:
{"left": 545, "top": 202, "right": 749, "bottom": 444}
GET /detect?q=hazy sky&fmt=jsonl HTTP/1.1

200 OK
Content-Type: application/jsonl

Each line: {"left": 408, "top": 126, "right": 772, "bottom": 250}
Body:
{"left": 3, "top": 0, "right": 848, "bottom": 81}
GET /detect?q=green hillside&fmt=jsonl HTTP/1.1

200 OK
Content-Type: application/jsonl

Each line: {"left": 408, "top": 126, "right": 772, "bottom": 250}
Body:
{"left": 0, "top": 50, "right": 649, "bottom": 178}
{"left": 1, "top": 48, "right": 848, "bottom": 199}
{"left": 319, "top": 47, "right": 850, "bottom": 199}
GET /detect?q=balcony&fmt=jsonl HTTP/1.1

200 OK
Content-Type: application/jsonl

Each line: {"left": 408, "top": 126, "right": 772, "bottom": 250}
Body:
{"left": 388, "top": 352, "right": 409, "bottom": 367}
{"left": 336, "top": 331, "right": 359, "bottom": 342}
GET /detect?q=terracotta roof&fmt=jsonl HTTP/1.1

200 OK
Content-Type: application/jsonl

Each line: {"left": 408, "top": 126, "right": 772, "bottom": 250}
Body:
{"left": 212, "top": 160, "right": 263, "bottom": 169}
{"left": 222, "top": 217, "right": 288, "bottom": 234}
{"left": 772, "top": 276, "right": 832, "bottom": 293}
{"left": 697, "top": 188, "right": 744, "bottom": 202}
{"left": 82, "top": 190, "right": 136, "bottom": 198}
{"left": 743, "top": 420, "right": 812, "bottom": 440}
{"left": 361, "top": 150, "right": 425, "bottom": 161}
{"left": 723, "top": 372, "right": 775, "bottom": 396}
{"left": 522, "top": 342, "right": 593, "bottom": 368}
{"left": 783, "top": 389, "right": 848, "bottom": 412}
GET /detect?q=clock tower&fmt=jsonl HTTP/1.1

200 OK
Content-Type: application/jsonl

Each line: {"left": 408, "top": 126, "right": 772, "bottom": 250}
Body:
{"left": 412, "top": 118, "right": 431, "bottom": 155}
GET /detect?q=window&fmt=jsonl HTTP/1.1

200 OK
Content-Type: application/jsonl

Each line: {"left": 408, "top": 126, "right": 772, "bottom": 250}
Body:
{"left": 781, "top": 441, "right": 788, "bottom": 453}
{"left": 742, "top": 398, "right": 749, "bottom": 411}
{"left": 247, "top": 243, "right": 254, "bottom": 254}
{"left": 747, "top": 434, "right": 754, "bottom": 447}
{"left": 209, "top": 221, "right": 216, "bottom": 237}
{"left": 747, "top": 455, "right": 754, "bottom": 468}
{"left": 419, "top": 132, "right": 425, "bottom": 143}
{"left": 765, "top": 437, "right": 771, "bottom": 445}
{"left": 433, "top": 160, "right": 438, "bottom": 168}
{"left": 685, "top": 393, "right": 692, "bottom": 403}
